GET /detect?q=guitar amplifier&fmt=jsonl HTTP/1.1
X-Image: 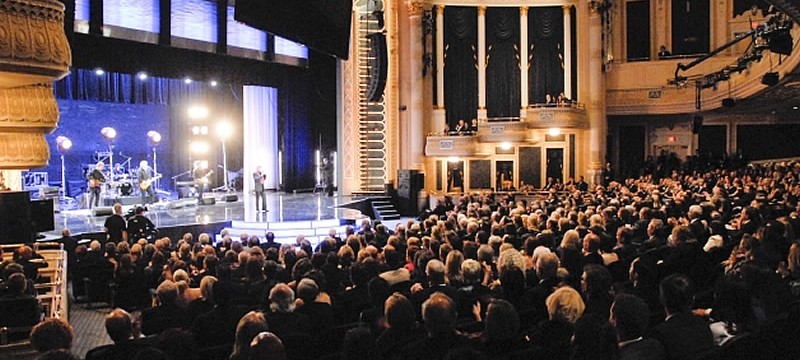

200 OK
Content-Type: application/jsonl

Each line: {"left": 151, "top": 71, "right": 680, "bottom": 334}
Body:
{"left": 199, "top": 197, "right": 216, "bottom": 206}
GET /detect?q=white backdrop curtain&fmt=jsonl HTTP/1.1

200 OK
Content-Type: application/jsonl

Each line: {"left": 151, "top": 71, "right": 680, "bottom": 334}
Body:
{"left": 243, "top": 85, "right": 278, "bottom": 220}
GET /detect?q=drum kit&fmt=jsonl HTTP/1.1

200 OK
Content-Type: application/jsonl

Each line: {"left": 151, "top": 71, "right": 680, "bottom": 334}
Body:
{"left": 88, "top": 151, "right": 144, "bottom": 198}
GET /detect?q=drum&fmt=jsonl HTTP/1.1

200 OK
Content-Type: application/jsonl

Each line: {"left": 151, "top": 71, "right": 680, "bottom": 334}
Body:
{"left": 120, "top": 182, "right": 133, "bottom": 196}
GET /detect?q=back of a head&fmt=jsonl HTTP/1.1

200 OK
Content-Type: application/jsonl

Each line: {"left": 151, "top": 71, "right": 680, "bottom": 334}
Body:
{"left": 546, "top": 286, "right": 586, "bottom": 323}
{"left": 296, "top": 278, "right": 320, "bottom": 304}
{"left": 269, "top": 283, "right": 295, "bottom": 313}
{"left": 105, "top": 309, "right": 133, "bottom": 343}
{"left": 611, "top": 294, "right": 650, "bottom": 341}
{"left": 536, "top": 253, "right": 559, "bottom": 280}
{"left": 35, "top": 349, "right": 79, "bottom": 360}
{"left": 422, "top": 292, "right": 456, "bottom": 336}
{"left": 426, "top": 259, "right": 446, "bottom": 284}
{"left": 341, "top": 326, "right": 378, "bottom": 360}
{"left": 659, "top": 274, "right": 695, "bottom": 315}
{"left": 484, "top": 299, "right": 520, "bottom": 342}
{"left": 156, "top": 280, "right": 179, "bottom": 306}
{"left": 30, "top": 318, "right": 74, "bottom": 352}
{"left": 233, "top": 311, "right": 269, "bottom": 359}
{"left": 249, "top": 332, "right": 286, "bottom": 360}
{"left": 384, "top": 292, "right": 415, "bottom": 330}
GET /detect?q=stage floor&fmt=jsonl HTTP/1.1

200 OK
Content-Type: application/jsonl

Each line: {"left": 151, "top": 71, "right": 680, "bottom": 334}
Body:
{"left": 44, "top": 192, "right": 360, "bottom": 238}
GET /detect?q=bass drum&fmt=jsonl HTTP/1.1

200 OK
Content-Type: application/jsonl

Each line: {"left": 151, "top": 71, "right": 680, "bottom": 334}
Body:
{"left": 119, "top": 182, "right": 133, "bottom": 196}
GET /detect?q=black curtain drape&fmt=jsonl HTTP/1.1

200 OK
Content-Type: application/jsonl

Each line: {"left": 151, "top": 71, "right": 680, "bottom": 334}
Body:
{"left": 529, "top": 7, "right": 564, "bottom": 104}
{"left": 486, "top": 7, "right": 520, "bottom": 118}
{"left": 444, "top": 6, "right": 477, "bottom": 128}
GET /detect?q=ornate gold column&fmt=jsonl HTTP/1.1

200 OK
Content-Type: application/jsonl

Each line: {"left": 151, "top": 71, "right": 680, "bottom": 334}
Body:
{"left": 586, "top": 2, "right": 606, "bottom": 186}
{"left": 0, "top": 0, "right": 71, "bottom": 190}
{"left": 406, "top": 1, "right": 425, "bottom": 170}
{"left": 563, "top": 5, "right": 572, "bottom": 99}
{"left": 519, "top": 6, "right": 528, "bottom": 115}
{"left": 477, "top": 6, "right": 487, "bottom": 119}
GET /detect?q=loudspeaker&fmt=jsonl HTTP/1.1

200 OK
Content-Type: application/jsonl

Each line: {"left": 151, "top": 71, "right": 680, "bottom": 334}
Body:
{"left": 365, "top": 32, "right": 387, "bottom": 102}
{"left": 762, "top": 72, "right": 779, "bottom": 86}
{"left": 199, "top": 198, "right": 216, "bottom": 206}
{"left": 768, "top": 28, "right": 793, "bottom": 56}
{"left": 222, "top": 194, "right": 238, "bottom": 202}
{"left": 722, "top": 98, "right": 736, "bottom": 107}
{"left": 692, "top": 116, "right": 703, "bottom": 134}
{"left": 92, "top": 206, "right": 113, "bottom": 216}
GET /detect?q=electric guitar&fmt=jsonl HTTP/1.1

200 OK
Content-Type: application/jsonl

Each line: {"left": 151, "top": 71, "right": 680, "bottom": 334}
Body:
{"left": 195, "top": 170, "right": 214, "bottom": 185}
{"left": 139, "top": 174, "right": 162, "bottom": 190}
{"left": 88, "top": 178, "right": 104, "bottom": 188}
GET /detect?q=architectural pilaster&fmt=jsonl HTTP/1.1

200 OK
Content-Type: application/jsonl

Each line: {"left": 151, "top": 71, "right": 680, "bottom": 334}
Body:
{"left": 587, "top": 2, "right": 607, "bottom": 186}
{"left": 563, "top": 5, "right": 572, "bottom": 99}
{"left": 519, "top": 6, "right": 528, "bottom": 115}
{"left": 477, "top": 6, "right": 487, "bottom": 119}
{"left": 406, "top": 1, "right": 425, "bottom": 170}
{"left": 435, "top": 5, "right": 445, "bottom": 110}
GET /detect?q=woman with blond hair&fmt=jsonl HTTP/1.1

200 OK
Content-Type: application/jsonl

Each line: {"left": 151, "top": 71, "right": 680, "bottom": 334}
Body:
{"left": 527, "top": 286, "right": 586, "bottom": 360}
{"left": 229, "top": 311, "right": 269, "bottom": 360}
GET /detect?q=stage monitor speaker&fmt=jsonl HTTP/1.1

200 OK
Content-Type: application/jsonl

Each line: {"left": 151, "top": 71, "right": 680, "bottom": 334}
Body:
{"left": 92, "top": 206, "right": 113, "bottom": 217}
{"left": 222, "top": 194, "right": 238, "bottom": 202}
{"left": 200, "top": 198, "right": 216, "bottom": 206}
{"left": 692, "top": 116, "right": 703, "bottom": 134}
{"left": 762, "top": 71, "right": 779, "bottom": 86}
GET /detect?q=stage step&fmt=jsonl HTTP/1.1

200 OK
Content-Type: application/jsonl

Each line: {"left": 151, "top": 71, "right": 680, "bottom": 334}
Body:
{"left": 371, "top": 198, "right": 401, "bottom": 221}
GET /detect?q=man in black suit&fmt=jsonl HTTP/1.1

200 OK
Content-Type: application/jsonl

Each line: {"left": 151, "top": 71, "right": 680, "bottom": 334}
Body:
{"left": 141, "top": 280, "right": 188, "bottom": 336}
{"left": 410, "top": 260, "right": 460, "bottom": 315}
{"left": 687, "top": 205, "right": 709, "bottom": 242}
{"left": 648, "top": 274, "right": 714, "bottom": 360}
{"left": 264, "top": 283, "right": 313, "bottom": 339}
{"left": 86, "top": 309, "right": 156, "bottom": 360}
{"left": 253, "top": 166, "right": 267, "bottom": 212}
{"left": 611, "top": 293, "right": 665, "bottom": 360}
{"left": 576, "top": 175, "right": 589, "bottom": 192}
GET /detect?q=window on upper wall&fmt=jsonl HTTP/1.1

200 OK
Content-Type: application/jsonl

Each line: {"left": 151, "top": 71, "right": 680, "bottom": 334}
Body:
{"left": 104, "top": 0, "right": 160, "bottom": 43}
{"left": 227, "top": 6, "right": 267, "bottom": 58}
{"left": 171, "top": 0, "right": 218, "bottom": 52}
{"left": 626, "top": 0, "right": 650, "bottom": 61}
{"left": 275, "top": 36, "right": 308, "bottom": 60}
{"left": 671, "top": 0, "right": 710, "bottom": 56}
{"left": 74, "top": 0, "right": 89, "bottom": 33}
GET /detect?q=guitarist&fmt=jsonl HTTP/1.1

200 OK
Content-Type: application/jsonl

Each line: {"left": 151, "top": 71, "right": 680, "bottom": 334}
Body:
{"left": 137, "top": 160, "right": 156, "bottom": 205}
{"left": 87, "top": 161, "right": 106, "bottom": 209}
{"left": 192, "top": 161, "right": 213, "bottom": 200}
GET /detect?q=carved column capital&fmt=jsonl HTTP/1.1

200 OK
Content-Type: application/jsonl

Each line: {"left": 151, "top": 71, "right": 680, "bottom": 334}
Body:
{"left": 406, "top": 1, "right": 425, "bottom": 16}
{"left": 478, "top": 6, "right": 486, "bottom": 15}
{"left": 436, "top": 5, "right": 445, "bottom": 15}
{"left": 520, "top": 6, "right": 528, "bottom": 16}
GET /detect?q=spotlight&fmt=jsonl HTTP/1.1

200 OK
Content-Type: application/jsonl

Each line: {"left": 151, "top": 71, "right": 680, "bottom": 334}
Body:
{"left": 147, "top": 130, "right": 161, "bottom": 144}
{"left": 187, "top": 105, "right": 209, "bottom": 119}
{"left": 101, "top": 127, "right": 117, "bottom": 140}
{"left": 447, "top": 156, "right": 460, "bottom": 163}
{"left": 184, "top": 77, "right": 192, "bottom": 84}
{"left": 500, "top": 141, "right": 512, "bottom": 150}
{"left": 200, "top": 126, "right": 208, "bottom": 135}
{"left": 210, "top": 80, "right": 218, "bottom": 87}
{"left": 191, "top": 126, "right": 200, "bottom": 135}
{"left": 137, "top": 72, "right": 148, "bottom": 80}
{"left": 56, "top": 136, "right": 72, "bottom": 153}
{"left": 548, "top": 127, "right": 561, "bottom": 136}
{"left": 216, "top": 121, "right": 233, "bottom": 140}
{"left": 190, "top": 141, "right": 209, "bottom": 154}
{"left": 762, "top": 71, "right": 779, "bottom": 86}
{"left": 94, "top": 68, "right": 105, "bottom": 76}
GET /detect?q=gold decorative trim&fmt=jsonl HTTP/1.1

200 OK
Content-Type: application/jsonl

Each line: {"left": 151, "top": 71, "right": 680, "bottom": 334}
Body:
{"left": 0, "top": 84, "right": 58, "bottom": 131}
{"left": 406, "top": 1, "right": 425, "bottom": 16}
{"left": 520, "top": 6, "right": 528, "bottom": 15}
{"left": 0, "top": 132, "right": 50, "bottom": 169}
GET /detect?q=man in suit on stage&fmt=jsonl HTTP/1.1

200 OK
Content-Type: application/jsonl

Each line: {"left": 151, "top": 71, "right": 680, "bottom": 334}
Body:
{"left": 253, "top": 166, "right": 267, "bottom": 212}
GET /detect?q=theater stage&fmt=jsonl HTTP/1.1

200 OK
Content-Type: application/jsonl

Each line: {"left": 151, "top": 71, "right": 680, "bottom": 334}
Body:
{"left": 41, "top": 192, "right": 374, "bottom": 244}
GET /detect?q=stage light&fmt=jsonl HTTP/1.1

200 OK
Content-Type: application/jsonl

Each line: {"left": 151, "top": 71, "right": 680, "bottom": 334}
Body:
{"left": 137, "top": 72, "right": 148, "bottom": 80}
{"left": 447, "top": 156, "right": 460, "bottom": 163}
{"left": 200, "top": 126, "right": 208, "bottom": 135}
{"left": 210, "top": 80, "right": 218, "bottom": 87}
{"left": 94, "top": 68, "right": 104, "bottom": 76}
{"left": 216, "top": 121, "right": 233, "bottom": 140}
{"left": 191, "top": 126, "right": 200, "bottom": 135}
{"left": 147, "top": 130, "right": 161, "bottom": 144}
{"left": 190, "top": 141, "right": 209, "bottom": 154}
{"left": 500, "top": 141, "right": 512, "bottom": 150}
{"left": 184, "top": 77, "right": 192, "bottom": 84}
{"left": 56, "top": 136, "right": 72, "bottom": 153}
{"left": 187, "top": 105, "right": 209, "bottom": 119}
{"left": 101, "top": 127, "right": 117, "bottom": 140}
{"left": 548, "top": 127, "right": 561, "bottom": 136}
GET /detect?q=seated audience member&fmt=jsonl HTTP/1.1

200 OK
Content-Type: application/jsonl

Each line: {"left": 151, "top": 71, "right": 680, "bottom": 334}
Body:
{"left": 229, "top": 311, "right": 269, "bottom": 360}
{"left": 648, "top": 274, "right": 714, "bottom": 360}
{"left": 264, "top": 283, "right": 312, "bottom": 339}
{"left": 400, "top": 292, "right": 470, "bottom": 360}
{"left": 0, "top": 273, "right": 41, "bottom": 341}
{"left": 141, "top": 280, "right": 188, "bottom": 336}
{"left": 521, "top": 253, "right": 559, "bottom": 326}
{"left": 187, "top": 276, "right": 217, "bottom": 323}
{"left": 131, "top": 347, "right": 170, "bottom": 360}
{"left": 456, "top": 259, "right": 492, "bottom": 321}
{"left": 341, "top": 326, "right": 378, "bottom": 360}
{"left": 377, "top": 293, "right": 423, "bottom": 358}
{"left": 610, "top": 294, "right": 665, "bottom": 360}
{"left": 191, "top": 280, "right": 250, "bottom": 348}
{"left": 570, "top": 313, "right": 618, "bottom": 360}
{"left": 528, "top": 286, "right": 586, "bottom": 360}
{"left": 474, "top": 299, "right": 528, "bottom": 357}
{"left": 411, "top": 260, "right": 460, "bottom": 314}
{"left": 155, "top": 328, "right": 198, "bottom": 360}
{"left": 294, "top": 278, "right": 334, "bottom": 331}
{"left": 86, "top": 309, "right": 156, "bottom": 360}
{"left": 581, "top": 264, "right": 614, "bottom": 319}
{"left": 248, "top": 332, "right": 286, "bottom": 360}
{"left": 30, "top": 318, "right": 74, "bottom": 353}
